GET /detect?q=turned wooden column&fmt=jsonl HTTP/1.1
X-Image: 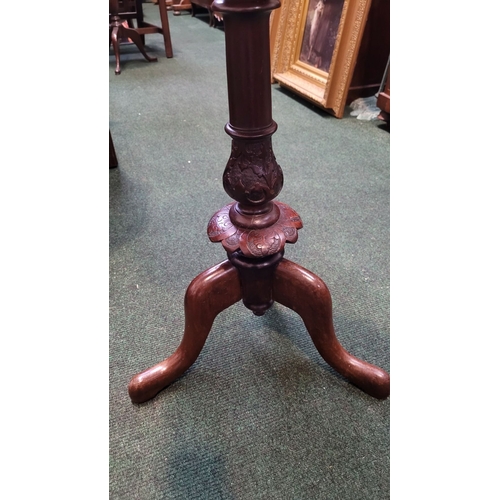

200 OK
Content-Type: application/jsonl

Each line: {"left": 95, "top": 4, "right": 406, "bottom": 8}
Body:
{"left": 208, "top": 0, "right": 302, "bottom": 315}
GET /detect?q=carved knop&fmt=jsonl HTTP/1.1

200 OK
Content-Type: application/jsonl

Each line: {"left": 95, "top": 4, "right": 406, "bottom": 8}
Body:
{"left": 223, "top": 138, "right": 283, "bottom": 207}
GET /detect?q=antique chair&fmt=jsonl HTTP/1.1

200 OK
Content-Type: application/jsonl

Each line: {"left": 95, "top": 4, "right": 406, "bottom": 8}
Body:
{"left": 109, "top": 0, "right": 173, "bottom": 75}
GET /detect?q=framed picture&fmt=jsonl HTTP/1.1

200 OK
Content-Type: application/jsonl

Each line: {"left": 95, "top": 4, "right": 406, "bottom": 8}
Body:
{"left": 270, "top": 0, "right": 372, "bottom": 118}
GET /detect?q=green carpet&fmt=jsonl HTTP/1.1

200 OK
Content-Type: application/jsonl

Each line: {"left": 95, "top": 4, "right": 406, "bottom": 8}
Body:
{"left": 110, "top": 5, "right": 389, "bottom": 498}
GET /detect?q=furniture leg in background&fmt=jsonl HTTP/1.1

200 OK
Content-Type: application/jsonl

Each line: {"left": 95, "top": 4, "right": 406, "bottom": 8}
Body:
{"left": 109, "top": 0, "right": 173, "bottom": 75}
{"left": 191, "top": 0, "right": 221, "bottom": 27}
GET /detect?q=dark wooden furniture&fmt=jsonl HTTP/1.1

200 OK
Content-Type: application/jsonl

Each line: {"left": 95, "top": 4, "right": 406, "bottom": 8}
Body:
{"left": 128, "top": 0, "right": 389, "bottom": 404}
{"left": 171, "top": 0, "right": 193, "bottom": 16}
{"left": 346, "top": 0, "right": 390, "bottom": 104}
{"left": 191, "top": 0, "right": 221, "bottom": 27}
{"left": 109, "top": 0, "right": 173, "bottom": 75}
{"left": 153, "top": 0, "right": 192, "bottom": 15}
{"left": 377, "top": 61, "right": 390, "bottom": 123}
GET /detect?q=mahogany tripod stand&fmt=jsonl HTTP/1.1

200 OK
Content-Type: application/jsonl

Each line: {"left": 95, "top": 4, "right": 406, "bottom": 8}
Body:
{"left": 128, "top": 0, "right": 390, "bottom": 404}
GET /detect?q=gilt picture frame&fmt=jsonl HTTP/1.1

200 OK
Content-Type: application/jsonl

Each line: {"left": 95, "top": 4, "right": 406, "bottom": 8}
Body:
{"left": 270, "top": 0, "right": 372, "bottom": 118}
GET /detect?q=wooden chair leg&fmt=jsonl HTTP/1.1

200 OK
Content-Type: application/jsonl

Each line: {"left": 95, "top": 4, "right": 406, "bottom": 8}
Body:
{"left": 158, "top": 0, "right": 174, "bottom": 58}
{"left": 110, "top": 26, "right": 122, "bottom": 75}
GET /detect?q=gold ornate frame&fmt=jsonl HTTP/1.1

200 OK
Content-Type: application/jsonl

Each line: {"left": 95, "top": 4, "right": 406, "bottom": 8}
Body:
{"left": 270, "top": 0, "right": 372, "bottom": 118}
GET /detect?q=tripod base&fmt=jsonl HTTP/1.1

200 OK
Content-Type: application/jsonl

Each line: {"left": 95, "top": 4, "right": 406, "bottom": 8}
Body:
{"left": 128, "top": 257, "right": 389, "bottom": 404}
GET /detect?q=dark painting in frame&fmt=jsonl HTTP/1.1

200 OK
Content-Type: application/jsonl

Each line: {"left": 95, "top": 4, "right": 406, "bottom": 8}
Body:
{"left": 270, "top": 0, "right": 373, "bottom": 117}
{"left": 298, "top": 0, "right": 345, "bottom": 73}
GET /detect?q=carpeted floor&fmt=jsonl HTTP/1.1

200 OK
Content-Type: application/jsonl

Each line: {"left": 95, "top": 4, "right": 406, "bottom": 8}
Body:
{"left": 110, "top": 5, "right": 389, "bottom": 499}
